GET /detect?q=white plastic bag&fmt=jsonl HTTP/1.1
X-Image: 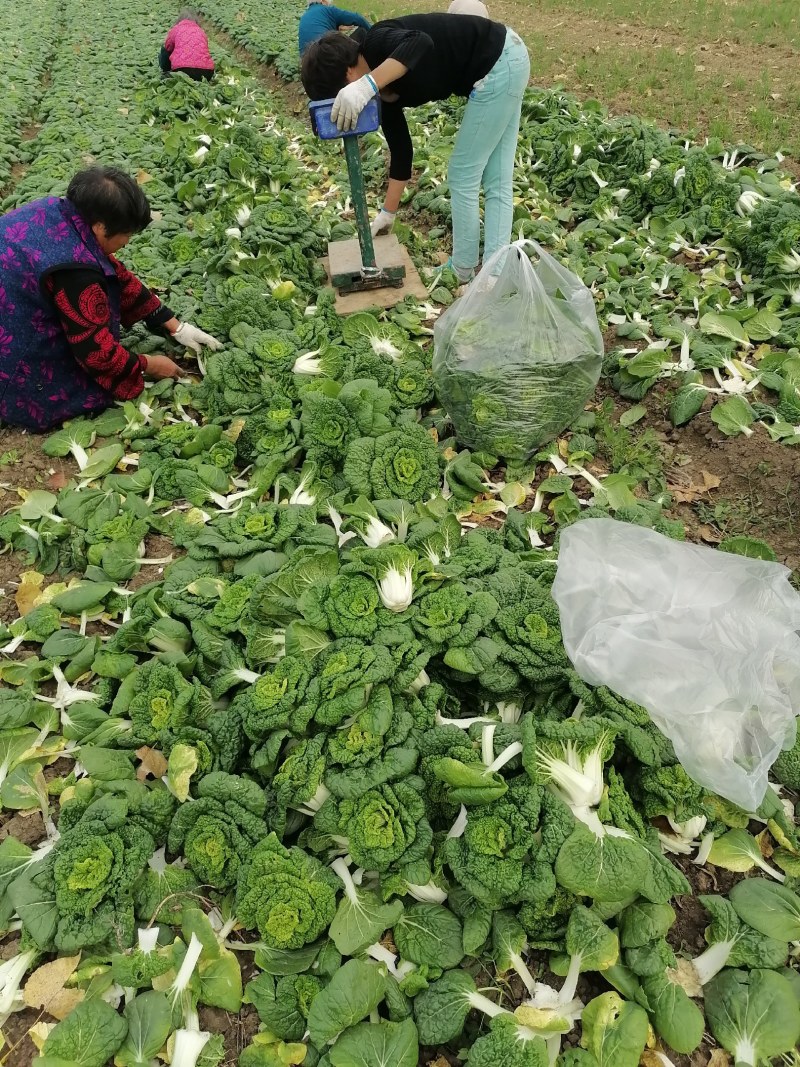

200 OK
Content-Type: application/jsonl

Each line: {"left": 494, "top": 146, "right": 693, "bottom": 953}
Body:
{"left": 432, "top": 240, "right": 603, "bottom": 462}
{"left": 551, "top": 517, "right": 800, "bottom": 810}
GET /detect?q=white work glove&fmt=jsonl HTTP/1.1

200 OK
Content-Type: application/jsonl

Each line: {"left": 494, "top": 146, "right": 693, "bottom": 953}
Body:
{"left": 173, "top": 322, "right": 223, "bottom": 355}
{"left": 370, "top": 209, "right": 396, "bottom": 238}
{"left": 332, "top": 74, "right": 378, "bottom": 132}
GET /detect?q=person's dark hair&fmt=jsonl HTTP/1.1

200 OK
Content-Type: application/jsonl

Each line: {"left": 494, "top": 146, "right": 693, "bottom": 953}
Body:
{"left": 66, "top": 167, "right": 152, "bottom": 237}
{"left": 301, "top": 32, "right": 361, "bottom": 100}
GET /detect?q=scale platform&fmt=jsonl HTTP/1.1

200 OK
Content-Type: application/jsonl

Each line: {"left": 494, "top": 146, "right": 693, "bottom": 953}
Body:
{"left": 322, "top": 235, "right": 427, "bottom": 314}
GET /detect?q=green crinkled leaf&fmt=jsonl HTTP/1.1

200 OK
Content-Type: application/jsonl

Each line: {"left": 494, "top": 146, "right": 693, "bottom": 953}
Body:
{"left": 79, "top": 444, "right": 126, "bottom": 482}
{"left": 198, "top": 949, "right": 244, "bottom": 1012}
{"left": 718, "top": 536, "right": 777, "bottom": 561}
{"left": 580, "top": 992, "right": 648, "bottom": 1067}
{"left": 394, "top": 904, "right": 464, "bottom": 970}
{"left": 116, "top": 991, "right": 172, "bottom": 1067}
{"left": 730, "top": 879, "right": 800, "bottom": 942}
{"left": 41, "top": 998, "right": 128, "bottom": 1067}
{"left": 669, "top": 380, "right": 706, "bottom": 426}
{"left": 51, "top": 582, "right": 116, "bottom": 615}
{"left": 743, "top": 308, "right": 782, "bottom": 341}
{"left": 699, "top": 311, "right": 750, "bottom": 346}
{"left": 640, "top": 974, "right": 704, "bottom": 1054}
{"left": 307, "top": 959, "right": 388, "bottom": 1046}
{"left": 710, "top": 394, "right": 756, "bottom": 437}
{"left": 555, "top": 824, "right": 650, "bottom": 903}
{"left": 329, "top": 1018, "right": 419, "bottom": 1067}
{"left": 330, "top": 886, "right": 404, "bottom": 957}
{"left": 705, "top": 969, "right": 800, "bottom": 1063}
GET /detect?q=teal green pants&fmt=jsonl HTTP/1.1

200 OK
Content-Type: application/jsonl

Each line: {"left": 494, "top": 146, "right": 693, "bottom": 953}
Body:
{"left": 448, "top": 29, "right": 530, "bottom": 279}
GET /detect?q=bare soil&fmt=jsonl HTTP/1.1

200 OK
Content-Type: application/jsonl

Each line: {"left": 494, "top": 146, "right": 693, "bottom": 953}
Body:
{"left": 0, "top": 1004, "right": 48, "bottom": 1067}
{"left": 0, "top": 810, "right": 45, "bottom": 846}
{"left": 667, "top": 417, "right": 800, "bottom": 570}
{"left": 199, "top": 1004, "right": 262, "bottom": 1067}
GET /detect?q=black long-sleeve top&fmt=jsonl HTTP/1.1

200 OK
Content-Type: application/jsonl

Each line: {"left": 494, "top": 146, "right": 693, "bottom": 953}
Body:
{"left": 44, "top": 261, "right": 174, "bottom": 400}
{"left": 361, "top": 14, "right": 507, "bottom": 181}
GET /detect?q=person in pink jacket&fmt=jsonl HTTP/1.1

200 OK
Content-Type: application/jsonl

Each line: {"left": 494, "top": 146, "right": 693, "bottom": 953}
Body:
{"left": 159, "top": 11, "right": 215, "bottom": 81}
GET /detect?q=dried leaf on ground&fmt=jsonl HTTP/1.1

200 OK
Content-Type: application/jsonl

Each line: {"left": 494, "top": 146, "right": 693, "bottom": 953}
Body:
{"left": 708, "top": 1051, "right": 732, "bottom": 1067}
{"left": 136, "top": 746, "right": 168, "bottom": 781}
{"left": 24, "top": 955, "right": 83, "bottom": 1019}
{"left": 15, "top": 571, "right": 45, "bottom": 615}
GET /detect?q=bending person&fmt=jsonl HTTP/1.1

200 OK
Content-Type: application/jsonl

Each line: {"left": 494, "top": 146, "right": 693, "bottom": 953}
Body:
{"left": 301, "top": 15, "right": 529, "bottom": 283}
{"left": 0, "top": 166, "right": 221, "bottom": 431}
{"left": 160, "top": 11, "right": 215, "bottom": 81}
{"left": 299, "top": 0, "right": 372, "bottom": 55}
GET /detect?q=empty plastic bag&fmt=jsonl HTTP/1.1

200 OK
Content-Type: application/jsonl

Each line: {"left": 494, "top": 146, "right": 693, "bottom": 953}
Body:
{"left": 551, "top": 517, "right": 800, "bottom": 810}
{"left": 432, "top": 240, "right": 603, "bottom": 462}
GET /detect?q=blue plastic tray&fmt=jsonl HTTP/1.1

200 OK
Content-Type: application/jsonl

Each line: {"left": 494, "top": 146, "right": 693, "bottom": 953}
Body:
{"left": 309, "top": 96, "right": 381, "bottom": 140}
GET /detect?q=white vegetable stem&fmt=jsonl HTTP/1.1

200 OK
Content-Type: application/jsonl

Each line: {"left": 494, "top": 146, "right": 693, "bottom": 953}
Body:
{"left": 172, "top": 1028, "right": 211, "bottom": 1067}
{"left": 330, "top": 857, "right": 362, "bottom": 905}
{"left": 405, "top": 880, "right": 448, "bottom": 904}
{"left": 0, "top": 949, "right": 37, "bottom": 1027}
{"left": 169, "top": 932, "right": 204, "bottom": 1009}
{"left": 447, "top": 806, "right": 469, "bottom": 840}
{"left": 485, "top": 742, "right": 523, "bottom": 776}
{"left": 692, "top": 940, "right": 736, "bottom": 986}
{"left": 538, "top": 738, "right": 606, "bottom": 813}
{"left": 138, "top": 927, "right": 160, "bottom": 954}
{"left": 378, "top": 563, "right": 414, "bottom": 612}
{"left": 468, "top": 989, "right": 509, "bottom": 1019}
{"left": 507, "top": 946, "right": 537, "bottom": 997}
{"left": 296, "top": 783, "right": 331, "bottom": 816}
{"left": 435, "top": 712, "right": 495, "bottom": 730}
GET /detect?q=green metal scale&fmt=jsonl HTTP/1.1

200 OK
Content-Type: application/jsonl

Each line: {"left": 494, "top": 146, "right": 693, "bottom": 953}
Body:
{"left": 309, "top": 96, "right": 406, "bottom": 295}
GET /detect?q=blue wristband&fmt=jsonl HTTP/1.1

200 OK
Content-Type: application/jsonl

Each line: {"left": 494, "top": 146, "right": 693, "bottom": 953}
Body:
{"left": 364, "top": 73, "right": 379, "bottom": 95}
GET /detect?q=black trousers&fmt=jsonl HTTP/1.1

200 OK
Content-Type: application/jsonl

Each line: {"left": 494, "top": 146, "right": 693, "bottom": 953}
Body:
{"left": 158, "top": 48, "right": 213, "bottom": 80}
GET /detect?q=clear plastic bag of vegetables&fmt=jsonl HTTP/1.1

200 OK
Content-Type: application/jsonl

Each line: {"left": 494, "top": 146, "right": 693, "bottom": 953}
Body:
{"left": 432, "top": 240, "right": 604, "bottom": 461}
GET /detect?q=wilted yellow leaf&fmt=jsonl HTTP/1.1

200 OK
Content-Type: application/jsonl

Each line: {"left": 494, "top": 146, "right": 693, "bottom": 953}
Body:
{"left": 499, "top": 482, "right": 527, "bottom": 508}
{"left": 226, "top": 418, "right": 246, "bottom": 443}
{"left": 708, "top": 1051, "right": 732, "bottom": 1067}
{"left": 136, "top": 746, "right": 168, "bottom": 782}
{"left": 24, "top": 955, "right": 83, "bottom": 1019}
{"left": 469, "top": 499, "right": 506, "bottom": 517}
{"left": 15, "top": 571, "right": 45, "bottom": 615}
{"left": 668, "top": 958, "right": 703, "bottom": 998}
{"left": 641, "top": 1052, "right": 676, "bottom": 1066}
{"left": 29, "top": 1021, "right": 55, "bottom": 1050}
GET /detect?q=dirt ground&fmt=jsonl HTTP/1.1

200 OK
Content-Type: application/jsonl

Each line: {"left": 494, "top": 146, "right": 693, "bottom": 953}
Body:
{"left": 368, "top": 0, "right": 800, "bottom": 161}
{"left": 666, "top": 416, "right": 800, "bottom": 570}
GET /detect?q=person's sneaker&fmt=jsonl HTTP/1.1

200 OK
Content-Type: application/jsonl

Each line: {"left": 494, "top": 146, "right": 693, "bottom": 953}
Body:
{"left": 443, "top": 256, "right": 475, "bottom": 284}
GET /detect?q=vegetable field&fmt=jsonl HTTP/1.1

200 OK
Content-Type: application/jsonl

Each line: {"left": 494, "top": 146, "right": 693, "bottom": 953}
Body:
{"left": 1, "top": 1, "right": 800, "bottom": 1066}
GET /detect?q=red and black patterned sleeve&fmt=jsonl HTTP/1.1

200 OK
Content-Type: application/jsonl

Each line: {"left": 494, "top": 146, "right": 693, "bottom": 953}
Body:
{"left": 45, "top": 269, "right": 148, "bottom": 400}
{"left": 110, "top": 256, "right": 175, "bottom": 329}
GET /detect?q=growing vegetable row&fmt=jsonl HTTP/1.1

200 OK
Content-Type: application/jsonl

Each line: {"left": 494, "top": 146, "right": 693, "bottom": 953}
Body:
{"left": 194, "top": 0, "right": 304, "bottom": 82}
{"left": 0, "top": 0, "right": 59, "bottom": 189}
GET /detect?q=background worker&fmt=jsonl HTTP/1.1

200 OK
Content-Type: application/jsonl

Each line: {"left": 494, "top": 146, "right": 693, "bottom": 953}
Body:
{"left": 0, "top": 167, "right": 221, "bottom": 431}
{"left": 160, "top": 10, "right": 215, "bottom": 81}
{"left": 301, "top": 15, "right": 529, "bottom": 283}
{"left": 299, "top": 0, "right": 372, "bottom": 55}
